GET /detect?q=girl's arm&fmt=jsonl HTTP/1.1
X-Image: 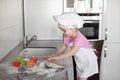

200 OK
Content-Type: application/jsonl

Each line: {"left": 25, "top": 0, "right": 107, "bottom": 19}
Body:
{"left": 48, "top": 45, "right": 80, "bottom": 60}
{"left": 42, "top": 43, "right": 67, "bottom": 59}
{"left": 54, "top": 43, "right": 67, "bottom": 56}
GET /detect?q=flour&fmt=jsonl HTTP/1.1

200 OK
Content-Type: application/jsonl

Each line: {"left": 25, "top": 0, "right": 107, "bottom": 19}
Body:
{"left": 0, "top": 62, "right": 18, "bottom": 74}
{"left": 0, "top": 61, "right": 65, "bottom": 79}
{"left": 26, "top": 61, "right": 64, "bottom": 78}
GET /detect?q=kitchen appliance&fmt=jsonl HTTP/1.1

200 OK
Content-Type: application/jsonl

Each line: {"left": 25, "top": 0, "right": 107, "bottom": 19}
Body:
{"left": 78, "top": 13, "right": 100, "bottom": 39}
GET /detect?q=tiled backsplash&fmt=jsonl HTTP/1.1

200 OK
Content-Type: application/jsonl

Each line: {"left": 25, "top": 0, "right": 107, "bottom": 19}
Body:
{"left": 0, "top": 0, "right": 23, "bottom": 61}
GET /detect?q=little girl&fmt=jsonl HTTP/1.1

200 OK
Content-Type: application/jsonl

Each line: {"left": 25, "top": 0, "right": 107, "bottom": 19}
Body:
{"left": 44, "top": 12, "right": 98, "bottom": 80}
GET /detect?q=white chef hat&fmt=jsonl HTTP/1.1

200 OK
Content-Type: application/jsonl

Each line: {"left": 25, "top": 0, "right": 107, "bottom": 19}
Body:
{"left": 53, "top": 12, "right": 84, "bottom": 29}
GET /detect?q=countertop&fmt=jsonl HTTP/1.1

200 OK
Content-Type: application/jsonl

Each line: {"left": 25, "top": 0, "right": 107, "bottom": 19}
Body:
{"left": 0, "top": 57, "right": 68, "bottom": 80}
{"left": 0, "top": 40, "right": 104, "bottom": 80}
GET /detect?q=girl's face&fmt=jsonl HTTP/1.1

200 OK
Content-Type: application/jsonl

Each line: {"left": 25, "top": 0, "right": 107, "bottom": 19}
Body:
{"left": 59, "top": 27, "right": 76, "bottom": 37}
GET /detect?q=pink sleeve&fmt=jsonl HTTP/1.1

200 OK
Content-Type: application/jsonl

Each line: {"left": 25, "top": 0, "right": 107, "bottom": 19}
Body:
{"left": 73, "top": 37, "right": 81, "bottom": 46}
{"left": 63, "top": 35, "right": 69, "bottom": 45}
{"left": 73, "top": 32, "right": 91, "bottom": 48}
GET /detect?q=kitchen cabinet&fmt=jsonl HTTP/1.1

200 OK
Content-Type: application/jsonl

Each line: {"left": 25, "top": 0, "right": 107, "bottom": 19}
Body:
{"left": 100, "top": 43, "right": 120, "bottom": 80}
{"left": 102, "top": 0, "right": 120, "bottom": 43}
{"left": 64, "top": 0, "right": 103, "bottom": 13}
{"left": 101, "top": 0, "right": 120, "bottom": 80}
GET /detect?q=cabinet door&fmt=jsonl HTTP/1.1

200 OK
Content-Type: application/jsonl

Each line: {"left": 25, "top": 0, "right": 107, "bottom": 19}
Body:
{"left": 100, "top": 43, "right": 120, "bottom": 80}
{"left": 88, "top": 40, "right": 104, "bottom": 80}
{"left": 64, "top": 0, "right": 103, "bottom": 13}
{"left": 92, "top": 0, "right": 103, "bottom": 13}
{"left": 102, "top": 0, "right": 120, "bottom": 42}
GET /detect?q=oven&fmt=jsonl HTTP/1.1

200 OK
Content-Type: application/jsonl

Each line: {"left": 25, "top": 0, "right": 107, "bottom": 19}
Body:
{"left": 78, "top": 13, "right": 100, "bottom": 39}
{"left": 79, "top": 20, "right": 99, "bottom": 39}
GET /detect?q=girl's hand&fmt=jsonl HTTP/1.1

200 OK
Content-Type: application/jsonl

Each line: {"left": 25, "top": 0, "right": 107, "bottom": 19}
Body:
{"left": 47, "top": 56, "right": 59, "bottom": 61}
{"left": 42, "top": 54, "right": 55, "bottom": 59}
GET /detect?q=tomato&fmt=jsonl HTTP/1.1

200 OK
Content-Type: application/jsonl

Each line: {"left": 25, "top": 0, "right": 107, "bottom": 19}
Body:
{"left": 30, "top": 57, "right": 38, "bottom": 63}
{"left": 12, "top": 61, "right": 21, "bottom": 67}
{"left": 26, "top": 60, "right": 34, "bottom": 66}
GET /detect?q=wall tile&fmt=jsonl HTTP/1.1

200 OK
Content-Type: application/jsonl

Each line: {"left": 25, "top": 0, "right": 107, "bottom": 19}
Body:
{"left": 0, "top": 0, "right": 23, "bottom": 60}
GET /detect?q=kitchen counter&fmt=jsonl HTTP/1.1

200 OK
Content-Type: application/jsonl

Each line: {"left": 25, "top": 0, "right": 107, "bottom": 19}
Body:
{"left": 26, "top": 40, "right": 74, "bottom": 80}
{"left": 0, "top": 40, "right": 104, "bottom": 80}
{"left": 0, "top": 57, "right": 68, "bottom": 80}
{"left": 27, "top": 40, "right": 104, "bottom": 80}
{"left": 0, "top": 40, "right": 68, "bottom": 80}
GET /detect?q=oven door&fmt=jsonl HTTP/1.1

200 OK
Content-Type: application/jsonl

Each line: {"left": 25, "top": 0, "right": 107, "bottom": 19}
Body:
{"left": 79, "top": 21, "right": 99, "bottom": 39}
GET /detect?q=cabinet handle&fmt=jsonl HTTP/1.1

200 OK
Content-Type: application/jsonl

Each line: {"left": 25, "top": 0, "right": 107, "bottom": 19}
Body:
{"left": 104, "top": 45, "right": 107, "bottom": 58}
{"left": 105, "top": 28, "right": 108, "bottom": 40}
{"left": 90, "top": 0, "right": 93, "bottom": 8}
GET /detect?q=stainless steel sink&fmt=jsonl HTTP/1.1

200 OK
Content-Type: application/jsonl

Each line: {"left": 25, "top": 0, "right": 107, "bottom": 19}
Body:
{"left": 18, "top": 48, "right": 56, "bottom": 58}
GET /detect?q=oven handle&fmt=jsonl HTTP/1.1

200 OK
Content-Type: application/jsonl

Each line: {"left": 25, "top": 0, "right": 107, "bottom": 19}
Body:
{"left": 84, "top": 20, "right": 99, "bottom": 23}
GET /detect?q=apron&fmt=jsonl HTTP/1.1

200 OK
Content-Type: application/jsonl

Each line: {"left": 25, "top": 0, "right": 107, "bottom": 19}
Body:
{"left": 74, "top": 48, "right": 98, "bottom": 78}
{"left": 67, "top": 42, "right": 98, "bottom": 78}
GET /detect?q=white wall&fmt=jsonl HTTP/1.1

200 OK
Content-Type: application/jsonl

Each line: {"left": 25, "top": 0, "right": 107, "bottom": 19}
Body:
{"left": 0, "top": 0, "right": 23, "bottom": 61}
{"left": 24, "top": 0, "right": 63, "bottom": 40}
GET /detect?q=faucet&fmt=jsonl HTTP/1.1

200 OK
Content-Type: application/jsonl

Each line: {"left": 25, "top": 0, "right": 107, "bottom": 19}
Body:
{"left": 24, "top": 35, "right": 37, "bottom": 47}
